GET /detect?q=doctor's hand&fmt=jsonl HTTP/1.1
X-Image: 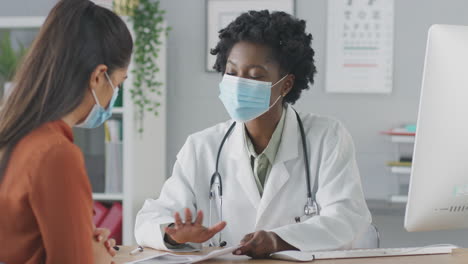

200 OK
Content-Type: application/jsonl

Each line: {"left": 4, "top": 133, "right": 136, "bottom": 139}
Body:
{"left": 164, "top": 208, "right": 227, "bottom": 244}
{"left": 234, "top": 230, "right": 298, "bottom": 259}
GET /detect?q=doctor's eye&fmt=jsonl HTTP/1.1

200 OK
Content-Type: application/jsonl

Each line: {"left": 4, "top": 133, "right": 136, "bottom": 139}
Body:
{"left": 225, "top": 72, "right": 236, "bottom": 76}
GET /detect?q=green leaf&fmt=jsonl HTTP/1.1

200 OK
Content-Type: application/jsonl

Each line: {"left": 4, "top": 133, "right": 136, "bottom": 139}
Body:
{"left": 129, "top": 0, "right": 168, "bottom": 134}
{"left": 0, "top": 31, "right": 28, "bottom": 80}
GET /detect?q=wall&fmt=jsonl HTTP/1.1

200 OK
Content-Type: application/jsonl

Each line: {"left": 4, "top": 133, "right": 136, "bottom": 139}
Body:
{"left": 0, "top": 0, "right": 56, "bottom": 16}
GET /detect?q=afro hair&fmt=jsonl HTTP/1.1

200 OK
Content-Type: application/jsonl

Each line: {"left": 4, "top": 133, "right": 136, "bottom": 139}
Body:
{"left": 210, "top": 10, "right": 317, "bottom": 104}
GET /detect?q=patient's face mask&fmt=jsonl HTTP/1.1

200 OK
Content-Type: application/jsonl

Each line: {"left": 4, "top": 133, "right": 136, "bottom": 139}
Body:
{"left": 76, "top": 72, "right": 119, "bottom": 129}
{"left": 218, "top": 74, "right": 288, "bottom": 122}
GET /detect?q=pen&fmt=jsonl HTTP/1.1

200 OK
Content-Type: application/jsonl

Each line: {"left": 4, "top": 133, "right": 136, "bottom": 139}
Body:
{"left": 130, "top": 246, "right": 144, "bottom": 255}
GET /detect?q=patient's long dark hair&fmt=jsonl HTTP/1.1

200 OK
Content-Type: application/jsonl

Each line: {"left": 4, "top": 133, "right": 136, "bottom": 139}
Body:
{"left": 0, "top": 0, "right": 133, "bottom": 180}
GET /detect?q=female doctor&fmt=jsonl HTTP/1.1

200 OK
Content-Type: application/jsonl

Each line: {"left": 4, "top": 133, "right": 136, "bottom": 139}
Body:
{"left": 135, "top": 10, "right": 371, "bottom": 258}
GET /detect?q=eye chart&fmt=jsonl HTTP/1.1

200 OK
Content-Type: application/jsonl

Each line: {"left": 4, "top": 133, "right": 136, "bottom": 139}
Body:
{"left": 325, "top": 0, "right": 394, "bottom": 93}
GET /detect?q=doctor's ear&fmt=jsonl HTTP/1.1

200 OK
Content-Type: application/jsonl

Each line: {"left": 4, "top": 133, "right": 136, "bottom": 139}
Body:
{"left": 281, "top": 74, "right": 295, "bottom": 97}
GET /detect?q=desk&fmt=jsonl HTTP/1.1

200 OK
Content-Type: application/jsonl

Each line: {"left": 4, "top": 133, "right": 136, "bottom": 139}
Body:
{"left": 114, "top": 246, "right": 468, "bottom": 264}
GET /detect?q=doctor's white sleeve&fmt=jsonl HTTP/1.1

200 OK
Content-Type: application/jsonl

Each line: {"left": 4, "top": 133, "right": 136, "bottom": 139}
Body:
{"left": 134, "top": 136, "right": 199, "bottom": 250}
{"left": 270, "top": 121, "right": 372, "bottom": 252}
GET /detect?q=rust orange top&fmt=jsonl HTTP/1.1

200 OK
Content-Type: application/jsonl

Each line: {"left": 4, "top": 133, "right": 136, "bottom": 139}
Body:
{"left": 0, "top": 120, "right": 94, "bottom": 264}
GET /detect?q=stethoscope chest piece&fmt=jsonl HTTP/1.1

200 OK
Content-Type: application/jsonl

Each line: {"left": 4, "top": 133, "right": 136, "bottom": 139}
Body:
{"left": 295, "top": 197, "right": 320, "bottom": 223}
{"left": 304, "top": 198, "right": 319, "bottom": 217}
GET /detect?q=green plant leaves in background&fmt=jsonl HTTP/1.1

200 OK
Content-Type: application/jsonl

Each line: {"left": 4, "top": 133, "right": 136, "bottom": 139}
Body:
{"left": 0, "top": 31, "right": 27, "bottom": 81}
{"left": 115, "top": 0, "right": 170, "bottom": 133}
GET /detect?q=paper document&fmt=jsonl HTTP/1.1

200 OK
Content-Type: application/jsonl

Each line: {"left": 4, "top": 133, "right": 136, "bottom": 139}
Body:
{"left": 126, "top": 246, "right": 239, "bottom": 264}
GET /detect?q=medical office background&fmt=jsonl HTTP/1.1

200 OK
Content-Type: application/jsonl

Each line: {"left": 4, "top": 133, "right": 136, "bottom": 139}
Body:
{"left": 1, "top": 0, "right": 468, "bottom": 247}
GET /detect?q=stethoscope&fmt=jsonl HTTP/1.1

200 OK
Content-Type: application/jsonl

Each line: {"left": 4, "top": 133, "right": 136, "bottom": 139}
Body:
{"left": 208, "top": 108, "right": 320, "bottom": 247}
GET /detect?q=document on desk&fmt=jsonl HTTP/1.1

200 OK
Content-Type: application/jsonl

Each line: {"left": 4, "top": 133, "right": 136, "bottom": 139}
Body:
{"left": 126, "top": 246, "right": 239, "bottom": 264}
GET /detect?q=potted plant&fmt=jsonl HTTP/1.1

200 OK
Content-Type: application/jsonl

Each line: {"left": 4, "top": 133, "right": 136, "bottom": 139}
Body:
{"left": 0, "top": 31, "right": 27, "bottom": 100}
{"left": 114, "top": 0, "right": 170, "bottom": 133}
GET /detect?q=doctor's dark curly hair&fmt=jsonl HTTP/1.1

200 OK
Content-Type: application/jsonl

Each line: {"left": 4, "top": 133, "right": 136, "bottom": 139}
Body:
{"left": 210, "top": 10, "right": 316, "bottom": 104}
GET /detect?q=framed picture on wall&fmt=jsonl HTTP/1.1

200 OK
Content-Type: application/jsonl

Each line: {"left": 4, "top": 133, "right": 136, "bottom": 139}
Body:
{"left": 205, "top": 0, "right": 295, "bottom": 72}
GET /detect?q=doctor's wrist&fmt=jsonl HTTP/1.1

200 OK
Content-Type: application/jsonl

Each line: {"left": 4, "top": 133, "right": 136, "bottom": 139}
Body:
{"left": 164, "top": 234, "right": 181, "bottom": 246}
{"left": 164, "top": 223, "right": 182, "bottom": 246}
{"left": 270, "top": 232, "right": 298, "bottom": 252}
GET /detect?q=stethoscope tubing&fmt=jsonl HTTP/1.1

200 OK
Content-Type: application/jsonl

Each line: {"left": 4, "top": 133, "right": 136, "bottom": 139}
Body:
{"left": 208, "top": 108, "right": 319, "bottom": 246}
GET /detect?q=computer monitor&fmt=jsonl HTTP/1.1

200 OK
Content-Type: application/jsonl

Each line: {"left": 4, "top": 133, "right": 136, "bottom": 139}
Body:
{"left": 405, "top": 24, "right": 468, "bottom": 232}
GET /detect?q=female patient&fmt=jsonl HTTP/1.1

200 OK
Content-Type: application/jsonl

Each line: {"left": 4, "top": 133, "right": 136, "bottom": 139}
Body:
{"left": 0, "top": 0, "right": 132, "bottom": 263}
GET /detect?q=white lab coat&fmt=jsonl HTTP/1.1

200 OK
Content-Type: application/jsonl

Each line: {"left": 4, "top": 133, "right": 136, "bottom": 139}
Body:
{"left": 135, "top": 105, "right": 371, "bottom": 252}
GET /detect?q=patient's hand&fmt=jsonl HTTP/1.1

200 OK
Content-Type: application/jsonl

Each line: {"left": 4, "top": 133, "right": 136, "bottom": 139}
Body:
{"left": 93, "top": 227, "right": 116, "bottom": 264}
{"left": 165, "top": 208, "right": 226, "bottom": 244}
{"left": 94, "top": 228, "right": 117, "bottom": 257}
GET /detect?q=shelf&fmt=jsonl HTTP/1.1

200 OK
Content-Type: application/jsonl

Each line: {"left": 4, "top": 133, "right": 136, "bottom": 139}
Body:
{"left": 92, "top": 193, "right": 124, "bottom": 201}
{"left": 366, "top": 199, "right": 407, "bottom": 214}
{"left": 381, "top": 131, "right": 416, "bottom": 136}
{"left": 389, "top": 195, "right": 408, "bottom": 204}
{"left": 391, "top": 166, "right": 412, "bottom": 174}
{"left": 390, "top": 135, "right": 415, "bottom": 143}
{"left": 112, "top": 107, "right": 124, "bottom": 114}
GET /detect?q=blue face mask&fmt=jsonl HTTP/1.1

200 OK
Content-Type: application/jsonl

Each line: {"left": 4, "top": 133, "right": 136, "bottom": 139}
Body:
{"left": 219, "top": 74, "right": 288, "bottom": 122}
{"left": 76, "top": 72, "right": 119, "bottom": 129}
